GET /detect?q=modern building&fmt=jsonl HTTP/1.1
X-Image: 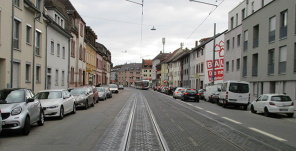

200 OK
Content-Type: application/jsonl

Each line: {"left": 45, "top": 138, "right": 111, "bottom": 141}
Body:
{"left": 45, "top": 0, "right": 72, "bottom": 90}
{"left": 241, "top": 0, "right": 296, "bottom": 101}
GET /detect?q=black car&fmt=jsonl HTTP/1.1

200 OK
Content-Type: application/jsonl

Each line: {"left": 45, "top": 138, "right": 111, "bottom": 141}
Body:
{"left": 181, "top": 88, "right": 199, "bottom": 102}
{"left": 165, "top": 86, "right": 176, "bottom": 95}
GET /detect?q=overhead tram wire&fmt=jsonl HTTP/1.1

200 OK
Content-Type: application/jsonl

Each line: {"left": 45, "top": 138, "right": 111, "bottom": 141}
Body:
{"left": 186, "top": 0, "right": 225, "bottom": 40}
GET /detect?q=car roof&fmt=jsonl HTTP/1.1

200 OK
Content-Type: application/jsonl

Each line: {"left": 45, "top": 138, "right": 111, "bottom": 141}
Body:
{"left": 38, "top": 89, "right": 66, "bottom": 92}
{"left": 261, "top": 94, "right": 289, "bottom": 96}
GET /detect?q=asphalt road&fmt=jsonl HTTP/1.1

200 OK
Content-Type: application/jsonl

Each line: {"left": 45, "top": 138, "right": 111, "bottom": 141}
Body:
{"left": 1, "top": 87, "right": 296, "bottom": 151}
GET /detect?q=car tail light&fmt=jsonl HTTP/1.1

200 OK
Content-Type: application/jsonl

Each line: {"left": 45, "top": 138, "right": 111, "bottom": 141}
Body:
{"left": 184, "top": 93, "right": 188, "bottom": 95}
{"left": 291, "top": 102, "right": 294, "bottom": 106}
{"left": 226, "top": 92, "right": 228, "bottom": 99}
{"left": 175, "top": 92, "right": 178, "bottom": 94}
{"left": 196, "top": 93, "right": 199, "bottom": 96}
{"left": 269, "top": 102, "right": 275, "bottom": 106}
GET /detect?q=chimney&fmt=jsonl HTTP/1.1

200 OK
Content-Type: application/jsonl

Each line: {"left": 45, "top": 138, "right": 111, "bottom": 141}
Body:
{"left": 195, "top": 41, "right": 199, "bottom": 47}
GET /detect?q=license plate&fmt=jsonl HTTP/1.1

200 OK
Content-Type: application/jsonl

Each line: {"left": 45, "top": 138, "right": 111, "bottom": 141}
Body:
{"left": 190, "top": 97, "right": 195, "bottom": 99}
{"left": 279, "top": 109, "right": 288, "bottom": 111}
{"left": 2, "top": 121, "right": 5, "bottom": 125}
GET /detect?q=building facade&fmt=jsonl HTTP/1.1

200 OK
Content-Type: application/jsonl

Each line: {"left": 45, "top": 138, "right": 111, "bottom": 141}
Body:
{"left": 85, "top": 26, "right": 97, "bottom": 86}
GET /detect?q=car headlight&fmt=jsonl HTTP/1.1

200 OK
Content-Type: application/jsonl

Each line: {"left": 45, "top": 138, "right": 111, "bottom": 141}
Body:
{"left": 47, "top": 105, "right": 59, "bottom": 109}
{"left": 11, "top": 106, "right": 22, "bottom": 115}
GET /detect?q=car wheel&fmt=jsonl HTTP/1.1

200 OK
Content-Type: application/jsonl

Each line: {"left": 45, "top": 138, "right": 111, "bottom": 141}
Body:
{"left": 287, "top": 113, "right": 294, "bottom": 118}
{"left": 22, "top": 116, "right": 31, "bottom": 135}
{"left": 37, "top": 110, "right": 44, "bottom": 126}
{"left": 264, "top": 107, "right": 270, "bottom": 117}
{"left": 217, "top": 100, "right": 221, "bottom": 106}
{"left": 196, "top": 99, "right": 199, "bottom": 103}
{"left": 85, "top": 100, "right": 89, "bottom": 109}
{"left": 250, "top": 105, "right": 257, "bottom": 113}
{"left": 91, "top": 100, "right": 95, "bottom": 107}
{"left": 59, "top": 107, "right": 64, "bottom": 119}
{"left": 72, "top": 104, "right": 76, "bottom": 114}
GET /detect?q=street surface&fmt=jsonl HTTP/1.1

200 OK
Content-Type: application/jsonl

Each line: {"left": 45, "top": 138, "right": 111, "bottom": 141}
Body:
{"left": 1, "top": 87, "right": 296, "bottom": 151}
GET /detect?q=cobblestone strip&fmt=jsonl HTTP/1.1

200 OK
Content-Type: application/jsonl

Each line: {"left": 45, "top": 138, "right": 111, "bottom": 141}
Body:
{"left": 127, "top": 91, "right": 165, "bottom": 151}
{"left": 92, "top": 94, "right": 136, "bottom": 151}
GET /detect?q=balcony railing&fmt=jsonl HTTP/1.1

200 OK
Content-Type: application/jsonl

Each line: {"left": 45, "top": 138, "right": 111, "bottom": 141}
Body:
{"left": 269, "top": 30, "right": 275, "bottom": 42}
{"left": 253, "top": 38, "right": 259, "bottom": 48}
{"left": 268, "top": 63, "right": 274, "bottom": 75}
{"left": 243, "top": 68, "right": 247, "bottom": 77}
{"left": 252, "top": 67, "right": 258, "bottom": 76}
{"left": 243, "top": 41, "right": 248, "bottom": 51}
{"left": 279, "top": 61, "right": 286, "bottom": 74}
{"left": 280, "top": 26, "right": 287, "bottom": 39}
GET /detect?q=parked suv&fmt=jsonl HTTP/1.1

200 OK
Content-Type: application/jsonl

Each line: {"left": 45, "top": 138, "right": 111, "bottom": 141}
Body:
{"left": 0, "top": 88, "right": 44, "bottom": 135}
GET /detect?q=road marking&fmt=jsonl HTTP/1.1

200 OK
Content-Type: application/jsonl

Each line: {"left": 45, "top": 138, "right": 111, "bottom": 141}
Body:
{"left": 178, "top": 126, "right": 184, "bottom": 132}
{"left": 249, "top": 127, "right": 287, "bottom": 141}
{"left": 206, "top": 111, "right": 218, "bottom": 115}
{"left": 171, "top": 119, "right": 175, "bottom": 122}
{"left": 287, "top": 119, "right": 296, "bottom": 123}
{"left": 188, "top": 137, "right": 199, "bottom": 147}
{"left": 222, "top": 117, "right": 242, "bottom": 124}
{"left": 186, "top": 103, "right": 193, "bottom": 106}
{"left": 194, "top": 106, "right": 203, "bottom": 110}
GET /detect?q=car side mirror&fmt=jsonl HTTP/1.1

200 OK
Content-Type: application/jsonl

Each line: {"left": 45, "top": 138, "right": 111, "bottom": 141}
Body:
{"left": 27, "top": 98, "right": 35, "bottom": 102}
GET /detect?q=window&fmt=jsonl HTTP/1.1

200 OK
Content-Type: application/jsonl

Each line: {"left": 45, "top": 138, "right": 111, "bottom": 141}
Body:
{"left": 57, "top": 43, "right": 60, "bottom": 57}
{"left": 232, "top": 60, "right": 234, "bottom": 72}
{"left": 13, "top": 19, "right": 21, "bottom": 49}
{"left": 35, "top": 31, "right": 41, "bottom": 56}
{"left": 243, "top": 30, "right": 248, "bottom": 51}
{"left": 251, "top": 1, "right": 254, "bottom": 13}
{"left": 226, "top": 40, "right": 230, "bottom": 51}
{"left": 261, "top": 0, "right": 264, "bottom": 7}
{"left": 294, "top": 43, "right": 296, "bottom": 72}
{"left": 79, "top": 45, "right": 82, "bottom": 60}
{"left": 26, "top": 63, "right": 31, "bottom": 82}
{"left": 269, "top": 16, "right": 276, "bottom": 43}
{"left": 62, "top": 47, "right": 65, "bottom": 58}
{"left": 232, "top": 37, "right": 235, "bottom": 49}
{"left": 252, "top": 53, "right": 258, "bottom": 76}
{"left": 36, "top": 0, "right": 41, "bottom": 10}
{"left": 201, "top": 63, "right": 204, "bottom": 73}
{"left": 236, "top": 13, "right": 238, "bottom": 26}
{"left": 62, "top": 71, "right": 65, "bottom": 86}
{"left": 279, "top": 46, "right": 287, "bottom": 74}
{"left": 253, "top": 25, "right": 259, "bottom": 48}
{"left": 237, "top": 34, "right": 241, "bottom": 47}
{"left": 55, "top": 14, "right": 58, "bottom": 22}
{"left": 70, "top": 67, "right": 74, "bottom": 84}
{"left": 226, "top": 61, "right": 229, "bottom": 72}
{"left": 242, "top": 8, "right": 246, "bottom": 20}
{"left": 230, "top": 17, "right": 234, "bottom": 29}
{"left": 26, "top": 25, "right": 31, "bottom": 44}
{"left": 236, "top": 58, "right": 240, "bottom": 70}
{"left": 80, "top": 23, "right": 84, "bottom": 37}
{"left": 243, "top": 56, "right": 247, "bottom": 77}
{"left": 51, "top": 41, "right": 54, "bottom": 54}
{"left": 14, "top": 0, "right": 20, "bottom": 7}
{"left": 36, "top": 65, "right": 41, "bottom": 83}
{"left": 71, "top": 40, "right": 75, "bottom": 57}
{"left": 61, "top": 19, "right": 64, "bottom": 28}
{"left": 55, "top": 69, "right": 59, "bottom": 85}
{"left": 280, "top": 10, "right": 288, "bottom": 39}
{"left": 268, "top": 49, "right": 274, "bottom": 75}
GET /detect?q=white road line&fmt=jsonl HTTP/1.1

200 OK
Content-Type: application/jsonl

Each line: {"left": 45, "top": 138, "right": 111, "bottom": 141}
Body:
{"left": 249, "top": 127, "right": 287, "bottom": 141}
{"left": 222, "top": 117, "right": 242, "bottom": 125}
{"left": 195, "top": 106, "right": 203, "bottom": 110}
{"left": 287, "top": 119, "right": 296, "bottom": 123}
{"left": 206, "top": 111, "right": 218, "bottom": 115}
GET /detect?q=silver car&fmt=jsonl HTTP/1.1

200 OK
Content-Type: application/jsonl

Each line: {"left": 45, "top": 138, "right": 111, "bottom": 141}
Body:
{"left": 70, "top": 87, "right": 95, "bottom": 109}
{"left": 173, "top": 87, "right": 185, "bottom": 99}
{"left": 95, "top": 87, "right": 107, "bottom": 101}
{"left": 0, "top": 88, "right": 44, "bottom": 135}
{"left": 101, "top": 86, "right": 112, "bottom": 98}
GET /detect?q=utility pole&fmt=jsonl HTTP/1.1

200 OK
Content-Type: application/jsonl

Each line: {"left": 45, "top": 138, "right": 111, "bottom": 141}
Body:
{"left": 212, "top": 23, "right": 216, "bottom": 85}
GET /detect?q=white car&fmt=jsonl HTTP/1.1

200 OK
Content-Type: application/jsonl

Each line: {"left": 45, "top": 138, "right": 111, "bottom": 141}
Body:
{"left": 173, "top": 87, "right": 185, "bottom": 99}
{"left": 250, "top": 94, "right": 294, "bottom": 117}
{"left": 35, "top": 89, "right": 76, "bottom": 119}
{"left": 109, "top": 84, "right": 119, "bottom": 93}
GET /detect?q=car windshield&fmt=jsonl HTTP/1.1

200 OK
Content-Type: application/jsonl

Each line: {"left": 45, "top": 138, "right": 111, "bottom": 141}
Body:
{"left": 70, "top": 88, "right": 85, "bottom": 95}
{"left": 0, "top": 89, "right": 25, "bottom": 104}
{"left": 96, "top": 87, "right": 105, "bottom": 92}
{"left": 36, "top": 91, "right": 62, "bottom": 99}
{"left": 109, "top": 85, "right": 117, "bottom": 88}
{"left": 271, "top": 96, "right": 292, "bottom": 102}
{"left": 229, "top": 83, "right": 249, "bottom": 93}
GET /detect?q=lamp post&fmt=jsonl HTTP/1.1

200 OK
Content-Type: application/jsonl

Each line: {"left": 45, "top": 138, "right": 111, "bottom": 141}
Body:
{"left": 162, "top": 37, "right": 165, "bottom": 53}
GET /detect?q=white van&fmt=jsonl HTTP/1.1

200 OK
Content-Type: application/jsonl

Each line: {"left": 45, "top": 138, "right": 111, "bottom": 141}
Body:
{"left": 204, "top": 84, "right": 221, "bottom": 102}
{"left": 218, "top": 81, "right": 250, "bottom": 110}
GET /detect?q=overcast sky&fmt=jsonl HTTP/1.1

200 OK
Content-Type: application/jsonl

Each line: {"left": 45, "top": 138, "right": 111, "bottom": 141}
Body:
{"left": 70, "top": 0, "right": 243, "bottom": 66}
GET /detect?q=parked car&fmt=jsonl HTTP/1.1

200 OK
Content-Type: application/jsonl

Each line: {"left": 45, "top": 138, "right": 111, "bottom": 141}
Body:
{"left": 218, "top": 81, "right": 250, "bottom": 110}
{"left": 0, "top": 88, "right": 44, "bottom": 135}
{"left": 165, "top": 86, "right": 176, "bottom": 95}
{"left": 198, "top": 89, "right": 206, "bottom": 100}
{"left": 35, "top": 89, "right": 76, "bottom": 119}
{"left": 118, "top": 85, "right": 124, "bottom": 90}
{"left": 173, "top": 87, "right": 185, "bottom": 99}
{"left": 101, "top": 85, "right": 112, "bottom": 98}
{"left": 250, "top": 94, "right": 294, "bottom": 117}
{"left": 86, "top": 86, "right": 99, "bottom": 103}
{"left": 109, "top": 84, "right": 119, "bottom": 93}
{"left": 204, "top": 84, "right": 221, "bottom": 102}
{"left": 211, "top": 91, "right": 220, "bottom": 104}
{"left": 181, "top": 88, "right": 200, "bottom": 102}
{"left": 70, "top": 87, "right": 95, "bottom": 109}
{"left": 0, "top": 109, "right": 2, "bottom": 133}
{"left": 95, "top": 87, "right": 107, "bottom": 101}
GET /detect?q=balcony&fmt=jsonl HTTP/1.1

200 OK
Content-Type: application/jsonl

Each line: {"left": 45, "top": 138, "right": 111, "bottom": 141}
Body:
{"left": 252, "top": 67, "right": 258, "bottom": 76}
{"left": 268, "top": 63, "right": 274, "bottom": 75}
{"left": 280, "top": 26, "right": 287, "bottom": 39}
{"left": 269, "top": 30, "right": 275, "bottom": 43}
{"left": 278, "top": 61, "right": 286, "bottom": 74}
{"left": 243, "top": 41, "right": 248, "bottom": 51}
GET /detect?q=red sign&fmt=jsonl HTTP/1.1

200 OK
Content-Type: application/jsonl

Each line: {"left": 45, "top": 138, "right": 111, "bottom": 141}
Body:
{"left": 206, "top": 59, "right": 224, "bottom": 69}
{"left": 207, "top": 69, "right": 224, "bottom": 82}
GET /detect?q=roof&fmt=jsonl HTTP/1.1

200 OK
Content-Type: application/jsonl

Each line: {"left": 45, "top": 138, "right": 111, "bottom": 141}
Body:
{"left": 152, "top": 52, "right": 170, "bottom": 60}
{"left": 142, "top": 59, "right": 152, "bottom": 68}
{"left": 118, "top": 63, "right": 142, "bottom": 72}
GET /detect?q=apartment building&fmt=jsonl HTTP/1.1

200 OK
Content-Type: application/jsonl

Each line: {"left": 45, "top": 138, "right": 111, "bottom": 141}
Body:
{"left": 117, "top": 63, "right": 142, "bottom": 86}
{"left": 241, "top": 0, "right": 296, "bottom": 102}
{"left": 151, "top": 52, "right": 170, "bottom": 86}
{"left": 85, "top": 26, "right": 97, "bottom": 86}
{"left": 141, "top": 59, "right": 152, "bottom": 85}
{"left": 45, "top": 0, "right": 72, "bottom": 90}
